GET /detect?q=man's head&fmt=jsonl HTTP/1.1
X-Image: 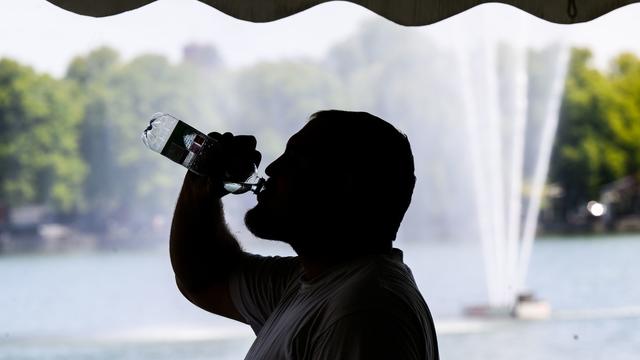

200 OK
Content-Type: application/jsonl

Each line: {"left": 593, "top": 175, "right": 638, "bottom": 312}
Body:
{"left": 245, "top": 110, "right": 415, "bottom": 256}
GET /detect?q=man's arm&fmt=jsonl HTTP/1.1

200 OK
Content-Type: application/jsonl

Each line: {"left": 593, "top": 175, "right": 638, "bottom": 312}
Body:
{"left": 169, "top": 170, "right": 246, "bottom": 323}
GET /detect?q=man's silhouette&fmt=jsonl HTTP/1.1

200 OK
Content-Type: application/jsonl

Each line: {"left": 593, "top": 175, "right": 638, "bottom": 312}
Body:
{"left": 170, "top": 110, "right": 439, "bottom": 359}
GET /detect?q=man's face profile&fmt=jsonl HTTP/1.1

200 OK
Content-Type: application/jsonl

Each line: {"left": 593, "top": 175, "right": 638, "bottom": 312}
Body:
{"left": 244, "top": 118, "right": 338, "bottom": 245}
{"left": 245, "top": 110, "right": 414, "bottom": 254}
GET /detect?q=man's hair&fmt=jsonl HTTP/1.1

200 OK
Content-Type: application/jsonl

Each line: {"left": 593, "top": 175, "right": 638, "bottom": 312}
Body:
{"left": 308, "top": 110, "right": 416, "bottom": 243}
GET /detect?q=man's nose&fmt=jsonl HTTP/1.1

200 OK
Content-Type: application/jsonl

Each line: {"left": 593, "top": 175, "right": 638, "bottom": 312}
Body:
{"left": 264, "top": 155, "right": 284, "bottom": 177}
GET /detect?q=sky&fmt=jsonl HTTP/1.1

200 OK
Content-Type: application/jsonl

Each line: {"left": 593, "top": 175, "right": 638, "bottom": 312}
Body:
{"left": 2, "top": 0, "right": 640, "bottom": 77}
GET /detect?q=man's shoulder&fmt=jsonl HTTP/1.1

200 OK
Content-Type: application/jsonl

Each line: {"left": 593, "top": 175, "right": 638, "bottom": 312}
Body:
{"left": 312, "top": 258, "right": 433, "bottom": 344}
{"left": 327, "top": 252, "right": 425, "bottom": 314}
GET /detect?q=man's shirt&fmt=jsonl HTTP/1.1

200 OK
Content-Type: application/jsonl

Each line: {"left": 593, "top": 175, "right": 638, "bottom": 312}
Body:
{"left": 229, "top": 248, "right": 439, "bottom": 359}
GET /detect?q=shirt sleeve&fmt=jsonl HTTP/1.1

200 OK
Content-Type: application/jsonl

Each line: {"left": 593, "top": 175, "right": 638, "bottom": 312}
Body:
{"left": 228, "top": 253, "right": 301, "bottom": 334}
{"left": 309, "top": 310, "right": 429, "bottom": 360}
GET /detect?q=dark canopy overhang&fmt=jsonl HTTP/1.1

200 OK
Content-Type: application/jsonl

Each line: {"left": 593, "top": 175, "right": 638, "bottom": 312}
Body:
{"left": 46, "top": 0, "right": 640, "bottom": 25}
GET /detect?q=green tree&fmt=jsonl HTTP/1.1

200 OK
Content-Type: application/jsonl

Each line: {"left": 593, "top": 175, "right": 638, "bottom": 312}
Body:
{"left": 606, "top": 53, "right": 640, "bottom": 175}
{"left": 67, "top": 50, "right": 183, "bottom": 221}
{"left": 66, "top": 47, "right": 121, "bottom": 216}
{"left": 66, "top": 46, "right": 231, "bottom": 226}
{"left": 0, "top": 59, "right": 86, "bottom": 213}
{"left": 551, "top": 48, "right": 640, "bottom": 217}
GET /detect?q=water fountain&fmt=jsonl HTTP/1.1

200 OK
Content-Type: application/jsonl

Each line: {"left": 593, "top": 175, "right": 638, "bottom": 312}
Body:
{"left": 452, "top": 26, "right": 570, "bottom": 316}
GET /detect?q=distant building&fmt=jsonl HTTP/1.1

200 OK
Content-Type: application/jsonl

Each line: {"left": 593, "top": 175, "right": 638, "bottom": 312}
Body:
{"left": 0, "top": 205, "right": 49, "bottom": 252}
{"left": 0, "top": 205, "right": 98, "bottom": 253}
{"left": 600, "top": 174, "right": 640, "bottom": 231}
{"left": 182, "top": 43, "right": 223, "bottom": 70}
{"left": 538, "top": 175, "right": 640, "bottom": 234}
{"left": 537, "top": 183, "right": 597, "bottom": 233}
{"left": 0, "top": 202, "right": 7, "bottom": 229}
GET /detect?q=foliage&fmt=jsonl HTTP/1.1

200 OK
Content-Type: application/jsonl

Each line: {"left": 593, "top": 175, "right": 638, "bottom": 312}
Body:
{"left": 551, "top": 49, "right": 640, "bottom": 215}
{"left": 2, "top": 22, "right": 640, "bottom": 240}
{"left": 0, "top": 59, "right": 86, "bottom": 213}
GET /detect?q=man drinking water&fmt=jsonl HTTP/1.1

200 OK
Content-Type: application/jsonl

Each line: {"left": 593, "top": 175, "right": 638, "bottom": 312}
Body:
{"left": 170, "top": 110, "right": 439, "bottom": 359}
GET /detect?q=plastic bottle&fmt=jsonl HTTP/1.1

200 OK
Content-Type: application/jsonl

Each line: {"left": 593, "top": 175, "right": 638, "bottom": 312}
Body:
{"left": 141, "top": 112, "right": 264, "bottom": 194}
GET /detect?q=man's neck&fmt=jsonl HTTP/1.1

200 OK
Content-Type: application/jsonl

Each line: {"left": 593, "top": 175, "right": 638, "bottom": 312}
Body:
{"left": 296, "top": 246, "right": 393, "bottom": 281}
{"left": 298, "top": 254, "right": 349, "bottom": 281}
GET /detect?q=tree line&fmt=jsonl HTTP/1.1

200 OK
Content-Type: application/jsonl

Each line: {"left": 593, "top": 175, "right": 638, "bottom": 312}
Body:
{"left": 550, "top": 48, "right": 640, "bottom": 221}
{"left": 1, "top": 21, "right": 639, "bottom": 240}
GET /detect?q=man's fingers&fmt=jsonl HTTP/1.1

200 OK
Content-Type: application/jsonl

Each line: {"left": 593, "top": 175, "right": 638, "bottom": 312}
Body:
{"left": 203, "top": 131, "right": 260, "bottom": 178}
{"left": 229, "top": 135, "right": 260, "bottom": 167}
{"left": 234, "top": 135, "right": 257, "bottom": 150}
{"left": 222, "top": 132, "right": 234, "bottom": 141}
{"left": 207, "top": 132, "right": 255, "bottom": 149}
{"left": 207, "top": 132, "right": 223, "bottom": 140}
{"left": 252, "top": 150, "right": 262, "bottom": 168}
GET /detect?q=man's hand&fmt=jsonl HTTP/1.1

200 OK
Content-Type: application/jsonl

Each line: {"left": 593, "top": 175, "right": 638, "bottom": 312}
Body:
{"left": 195, "top": 132, "right": 262, "bottom": 198}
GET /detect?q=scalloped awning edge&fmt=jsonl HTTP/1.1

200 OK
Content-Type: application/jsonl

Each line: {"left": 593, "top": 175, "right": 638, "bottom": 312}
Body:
{"left": 45, "top": 0, "right": 640, "bottom": 25}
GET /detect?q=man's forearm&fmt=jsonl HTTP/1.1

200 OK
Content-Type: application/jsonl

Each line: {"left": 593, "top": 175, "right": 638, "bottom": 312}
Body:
{"left": 169, "top": 171, "right": 243, "bottom": 292}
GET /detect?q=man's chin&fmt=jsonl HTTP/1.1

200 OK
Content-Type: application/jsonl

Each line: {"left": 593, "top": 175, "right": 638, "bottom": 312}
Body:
{"left": 244, "top": 205, "right": 285, "bottom": 241}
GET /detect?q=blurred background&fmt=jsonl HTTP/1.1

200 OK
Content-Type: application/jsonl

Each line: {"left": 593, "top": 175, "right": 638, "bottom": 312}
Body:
{"left": 1, "top": 1, "right": 640, "bottom": 359}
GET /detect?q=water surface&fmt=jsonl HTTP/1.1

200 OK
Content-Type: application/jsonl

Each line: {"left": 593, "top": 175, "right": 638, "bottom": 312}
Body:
{"left": 1, "top": 235, "right": 639, "bottom": 359}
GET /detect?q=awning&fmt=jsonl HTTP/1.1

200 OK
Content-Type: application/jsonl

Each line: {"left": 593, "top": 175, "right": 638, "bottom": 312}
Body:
{"left": 45, "top": 0, "right": 640, "bottom": 25}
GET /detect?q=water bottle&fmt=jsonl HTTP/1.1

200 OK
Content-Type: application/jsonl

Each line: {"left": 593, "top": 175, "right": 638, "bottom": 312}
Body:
{"left": 141, "top": 112, "right": 264, "bottom": 195}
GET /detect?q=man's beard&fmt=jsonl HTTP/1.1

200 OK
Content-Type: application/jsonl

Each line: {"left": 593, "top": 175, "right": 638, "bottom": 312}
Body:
{"left": 244, "top": 203, "right": 323, "bottom": 255}
{"left": 245, "top": 203, "right": 343, "bottom": 257}
{"left": 244, "top": 204, "right": 288, "bottom": 241}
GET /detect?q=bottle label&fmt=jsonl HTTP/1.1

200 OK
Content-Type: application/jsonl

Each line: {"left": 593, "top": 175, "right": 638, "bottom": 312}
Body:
{"left": 160, "top": 120, "right": 210, "bottom": 170}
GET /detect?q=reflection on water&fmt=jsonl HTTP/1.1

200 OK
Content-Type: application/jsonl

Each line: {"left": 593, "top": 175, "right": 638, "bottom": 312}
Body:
{"left": 1, "top": 235, "right": 640, "bottom": 359}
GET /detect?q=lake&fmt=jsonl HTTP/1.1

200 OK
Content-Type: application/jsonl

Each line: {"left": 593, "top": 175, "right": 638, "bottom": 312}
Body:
{"left": 1, "top": 235, "right": 639, "bottom": 359}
